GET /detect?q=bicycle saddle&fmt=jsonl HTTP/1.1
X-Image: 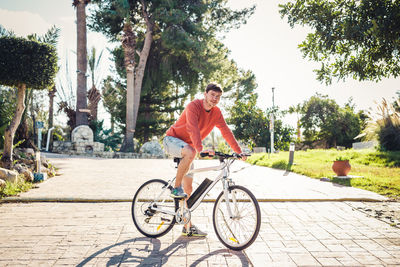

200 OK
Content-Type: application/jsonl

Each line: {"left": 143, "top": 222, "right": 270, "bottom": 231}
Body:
{"left": 173, "top": 157, "right": 181, "bottom": 167}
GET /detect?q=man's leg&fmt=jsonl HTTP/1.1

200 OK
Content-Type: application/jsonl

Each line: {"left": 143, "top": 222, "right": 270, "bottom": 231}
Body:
{"left": 182, "top": 175, "right": 193, "bottom": 229}
{"left": 174, "top": 145, "right": 196, "bottom": 189}
{"left": 182, "top": 175, "right": 193, "bottom": 198}
{"left": 181, "top": 162, "right": 207, "bottom": 237}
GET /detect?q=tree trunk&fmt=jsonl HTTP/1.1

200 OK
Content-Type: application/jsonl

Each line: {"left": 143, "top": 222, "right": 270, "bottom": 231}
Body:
{"left": 1, "top": 84, "right": 26, "bottom": 169}
{"left": 87, "top": 85, "right": 101, "bottom": 122}
{"left": 48, "top": 85, "right": 56, "bottom": 151}
{"left": 143, "top": 102, "right": 151, "bottom": 143}
{"left": 49, "top": 86, "right": 55, "bottom": 129}
{"left": 111, "top": 117, "right": 115, "bottom": 135}
{"left": 121, "top": 2, "right": 153, "bottom": 152}
{"left": 120, "top": 22, "right": 136, "bottom": 152}
{"left": 75, "top": 0, "right": 88, "bottom": 126}
{"left": 15, "top": 88, "right": 32, "bottom": 148}
{"left": 131, "top": 1, "right": 153, "bottom": 134}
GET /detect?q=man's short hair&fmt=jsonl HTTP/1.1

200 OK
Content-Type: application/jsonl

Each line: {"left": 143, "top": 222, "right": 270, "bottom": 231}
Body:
{"left": 205, "top": 83, "right": 223, "bottom": 93}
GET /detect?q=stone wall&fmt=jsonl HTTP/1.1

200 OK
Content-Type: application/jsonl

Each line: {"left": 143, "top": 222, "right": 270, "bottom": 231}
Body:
{"left": 352, "top": 141, "right": 378, "bottom": 150}
{"left": 54, "top": 150, "right": 167, "bottom": 159}
{"left": 72, "top": 141, "right": 104, "bottom": 154}
{"left": 53, "top": 141, "right": 72, "bottom": 153}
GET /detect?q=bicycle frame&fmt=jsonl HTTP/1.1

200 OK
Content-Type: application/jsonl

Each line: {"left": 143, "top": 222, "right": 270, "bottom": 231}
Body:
{"left": 149, "top": 158, "right": 237, "bottom": 218}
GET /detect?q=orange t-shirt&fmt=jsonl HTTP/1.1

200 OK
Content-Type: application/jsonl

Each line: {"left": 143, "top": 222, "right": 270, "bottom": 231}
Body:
{"left": 166, "top": 99, "right": 242, "bottom": 153}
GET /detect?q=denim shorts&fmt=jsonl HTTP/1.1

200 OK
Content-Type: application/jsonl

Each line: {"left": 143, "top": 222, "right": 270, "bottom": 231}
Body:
{"left": 163, "top": 136, "right": 194, "bottom": 178}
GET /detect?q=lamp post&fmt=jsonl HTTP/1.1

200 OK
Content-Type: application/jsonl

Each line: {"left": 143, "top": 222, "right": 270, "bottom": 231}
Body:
{"left": 270, "top": 87, "right": 275, "bottom": 153}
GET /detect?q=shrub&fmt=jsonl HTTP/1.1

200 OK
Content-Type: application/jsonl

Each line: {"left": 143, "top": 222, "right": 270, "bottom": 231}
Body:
{"left": 335, "top": 156, "right": 350, "bottom": 161}
{"left": 364, "top": 99, "right": 400, "bottom": 151}
{"left": 89, "top": 120, "right": 122, "bottom": 151}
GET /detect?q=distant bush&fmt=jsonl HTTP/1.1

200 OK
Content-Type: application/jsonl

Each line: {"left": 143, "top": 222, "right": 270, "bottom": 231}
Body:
{"left": 363, "top": 99, "right": 400, "bottom": 151}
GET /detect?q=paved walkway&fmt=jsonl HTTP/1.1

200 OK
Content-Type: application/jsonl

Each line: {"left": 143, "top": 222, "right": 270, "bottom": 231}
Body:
{"left": 4, "top": 153, "right": 387, "bottom": 202}
{"left": 0, "top": 153, "right": 399, "bottom": 266}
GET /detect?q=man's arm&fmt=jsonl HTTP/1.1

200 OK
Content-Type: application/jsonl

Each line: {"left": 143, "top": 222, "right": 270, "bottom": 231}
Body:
{"left": 215, "top": 112, "right": 242, "bottom": 154}
{"left": 186, "top": 103, "right": 203, "bottom": 152}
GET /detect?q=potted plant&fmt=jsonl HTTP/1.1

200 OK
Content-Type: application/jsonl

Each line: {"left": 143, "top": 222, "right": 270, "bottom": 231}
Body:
{"left": 332, "top": 156, "right": 351, "bottom": 176}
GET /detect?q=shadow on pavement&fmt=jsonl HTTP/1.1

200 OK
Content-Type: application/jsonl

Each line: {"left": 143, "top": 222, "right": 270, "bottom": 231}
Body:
{"left": 189, "top": 249, "right": 250, "bottom": 267}
{"left": 231, "top": 164, "right": 254, "bottom": 174}
{"left": 77, "top": 236, "right": 250, "bottom": 266}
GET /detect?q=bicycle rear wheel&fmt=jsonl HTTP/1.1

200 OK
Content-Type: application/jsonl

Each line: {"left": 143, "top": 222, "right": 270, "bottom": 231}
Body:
{"left": 131, "top": 179, "right": 178, "bottom": 238}
{"left": 213, "top": 185, "right": 261, "bottom": 250}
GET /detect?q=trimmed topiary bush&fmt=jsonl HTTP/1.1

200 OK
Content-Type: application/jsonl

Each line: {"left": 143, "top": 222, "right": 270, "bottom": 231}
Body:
{"left": 0, "top": 36, "right": 58, "bottom": 169}
{"left": 0, "top": 36, "right": 58, "bottom": 88}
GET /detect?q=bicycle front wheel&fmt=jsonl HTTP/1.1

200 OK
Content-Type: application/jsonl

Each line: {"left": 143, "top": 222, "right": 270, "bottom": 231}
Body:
{"left": 213, "top": 185, "right": 261, "bottom": 250}
{"left": 131, "top": 179, "right": 178, "bottom": 238}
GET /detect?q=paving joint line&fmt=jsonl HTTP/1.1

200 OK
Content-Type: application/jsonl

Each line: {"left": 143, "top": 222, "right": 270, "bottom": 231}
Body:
{"left": 0, "top": 197, "right": 385, "bottom": 203}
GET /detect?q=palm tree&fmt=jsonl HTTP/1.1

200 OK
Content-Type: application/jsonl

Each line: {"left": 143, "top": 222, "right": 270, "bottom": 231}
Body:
{"left": 87, "top": 46, "right": 103, "bottom": 121}
{"left": 73, "top": 0, "right": 90, "bottom": 126}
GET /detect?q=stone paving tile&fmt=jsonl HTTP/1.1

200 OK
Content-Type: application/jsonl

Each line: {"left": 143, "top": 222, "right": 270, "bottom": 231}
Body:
{"left": 314, "top": 256, "right": 342, "bottom": 266}
{"left": 288, "top": 252, "right": 322, "bottom": 266}
{"left": 1, "top": 201, "right": 400, "bottom": 266}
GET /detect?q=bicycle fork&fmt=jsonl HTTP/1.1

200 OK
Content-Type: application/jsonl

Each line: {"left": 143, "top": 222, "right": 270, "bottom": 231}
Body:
{"left": 223, "top": 178, "right": 240, "bottom": 219}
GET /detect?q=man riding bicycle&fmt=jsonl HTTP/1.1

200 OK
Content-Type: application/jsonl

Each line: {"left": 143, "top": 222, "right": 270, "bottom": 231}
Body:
{"left": 163, "top": 82, "right": 247, "bottom": 237}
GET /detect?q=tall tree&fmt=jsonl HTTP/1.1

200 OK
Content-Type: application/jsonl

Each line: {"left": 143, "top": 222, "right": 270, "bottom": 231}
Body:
{"left": 228, "top": 94, "right": 294, "bottom": 150}
{"left": 73, "top": 0, "right": 90, "bottom": 126}
{"left": 106, "top": 31, "right": 257, "bottom": 145}
{"left": 280, "top": 0, "right": 400, "bottom": 84}
{"left": 299, "top": 93, "right": 364, "bottom": 148}
{"left": 89, "top": 0, "right": 255, "bottom": 151}
{"left": 0, "top": 36, "right": 58, "bottom": 168}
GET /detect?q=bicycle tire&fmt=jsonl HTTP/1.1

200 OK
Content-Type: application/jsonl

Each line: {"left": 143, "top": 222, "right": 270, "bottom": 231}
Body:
{"left": 212, "top": 185, "right": 261, "bottom": 250}
{"left": 131, "top": 179, "right": 178, "bottom": 238}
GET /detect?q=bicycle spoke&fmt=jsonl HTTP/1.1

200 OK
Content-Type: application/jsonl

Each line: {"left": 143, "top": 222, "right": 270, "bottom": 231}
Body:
{"left": 132, "top": 179, "right": 177, "bottom": 238}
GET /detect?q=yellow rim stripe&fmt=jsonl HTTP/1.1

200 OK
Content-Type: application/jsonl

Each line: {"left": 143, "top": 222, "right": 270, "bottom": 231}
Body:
{"left": 157, "top": 221, "right": 165, "bottom": 231}
{"left": 229, "top": 237, "right": 239, "bottom": 243}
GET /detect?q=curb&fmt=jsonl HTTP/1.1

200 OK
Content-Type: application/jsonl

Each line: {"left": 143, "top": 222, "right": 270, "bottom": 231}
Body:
{"left": 0, "top": 197, "right": 385, "bottom": 203}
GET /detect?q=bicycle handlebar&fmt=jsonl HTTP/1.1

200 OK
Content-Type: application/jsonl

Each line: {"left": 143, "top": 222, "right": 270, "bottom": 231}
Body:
{"left": 200, "top": 151, "right": 251, "bottom": 159}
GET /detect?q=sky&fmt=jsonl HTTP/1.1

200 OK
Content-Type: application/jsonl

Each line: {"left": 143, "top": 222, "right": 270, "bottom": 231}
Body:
{"left": 0, "top": 0, "right": 399, "bottom": 129}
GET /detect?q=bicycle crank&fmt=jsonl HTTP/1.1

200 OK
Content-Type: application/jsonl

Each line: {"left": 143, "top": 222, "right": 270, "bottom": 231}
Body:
{"left": 175, "top": 200, "right": 191, "bottom": 225}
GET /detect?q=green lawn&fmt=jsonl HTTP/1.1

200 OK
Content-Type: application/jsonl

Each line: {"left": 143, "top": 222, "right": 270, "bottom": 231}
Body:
{"left": 247, "top": 149, "right": 400, "bottom": 199}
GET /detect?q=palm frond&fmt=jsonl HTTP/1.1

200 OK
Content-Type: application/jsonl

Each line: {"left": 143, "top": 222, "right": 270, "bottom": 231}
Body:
{"left": 0, "top": 24, "right": 15, "bottom": 37}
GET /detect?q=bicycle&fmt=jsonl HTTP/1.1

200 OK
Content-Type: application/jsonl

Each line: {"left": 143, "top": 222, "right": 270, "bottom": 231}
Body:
{"left": 131, "top": 151, "right": 261, "bottom": 251}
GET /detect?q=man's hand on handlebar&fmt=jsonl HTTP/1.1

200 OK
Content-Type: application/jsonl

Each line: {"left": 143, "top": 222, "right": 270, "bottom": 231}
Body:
{"left": 199, "top": 149, "right": 215, "bottom": 158}
{"left": 239, "top": 153, "right": 248, "bottom": 161}
{"left": 199, "top": 150, "right": 250, "bottom": 160}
